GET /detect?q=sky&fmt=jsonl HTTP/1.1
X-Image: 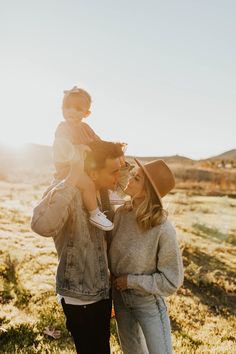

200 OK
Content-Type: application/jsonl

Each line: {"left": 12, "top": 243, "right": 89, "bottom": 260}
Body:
{"left": 1, "top": 0, "right": 235, "bottom": 159}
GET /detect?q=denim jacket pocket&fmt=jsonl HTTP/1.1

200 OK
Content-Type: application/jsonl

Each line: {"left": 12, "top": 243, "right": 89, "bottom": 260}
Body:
{"left": 64, "top": 246, "right": 74, "bottom": 273}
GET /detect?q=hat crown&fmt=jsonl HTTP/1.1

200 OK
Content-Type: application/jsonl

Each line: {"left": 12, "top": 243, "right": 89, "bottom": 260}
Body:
{"left": 135, "top": 159, "right": 175, "bottom": 204}
{"left": 144, "top": 160, "right": 175, "bottom": 197}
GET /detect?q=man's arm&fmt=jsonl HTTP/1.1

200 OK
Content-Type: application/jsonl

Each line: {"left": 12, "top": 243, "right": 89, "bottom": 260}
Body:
{"left": 31, "top": 162, "right": 82, "bottom": 237}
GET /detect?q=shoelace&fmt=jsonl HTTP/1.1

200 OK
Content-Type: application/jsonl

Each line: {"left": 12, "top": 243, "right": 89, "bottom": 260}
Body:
{"left": 102, "top": 210, "right": 110, "bottom": 216}
{"left": 97, "top": 211, "right": 108, "bottom": 219}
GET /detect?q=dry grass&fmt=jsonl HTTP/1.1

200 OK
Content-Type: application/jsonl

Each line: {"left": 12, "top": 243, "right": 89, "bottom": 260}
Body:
{"left": 0, "top": 179, "right": 236, "bottom": 353}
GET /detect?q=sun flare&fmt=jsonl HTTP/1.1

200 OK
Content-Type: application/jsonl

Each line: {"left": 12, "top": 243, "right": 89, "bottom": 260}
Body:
{"left": 0, "top": 138, "right": 26, "bottom": 150}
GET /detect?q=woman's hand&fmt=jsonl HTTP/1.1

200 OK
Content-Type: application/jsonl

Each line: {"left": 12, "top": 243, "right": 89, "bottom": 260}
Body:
{"left": 113, "top": 275, "right": 128, "bottom": 291}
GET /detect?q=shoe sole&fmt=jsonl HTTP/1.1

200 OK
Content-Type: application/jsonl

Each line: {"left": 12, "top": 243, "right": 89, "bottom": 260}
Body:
{"left": 89, "top": 219, "right": 114, "bottom": 231}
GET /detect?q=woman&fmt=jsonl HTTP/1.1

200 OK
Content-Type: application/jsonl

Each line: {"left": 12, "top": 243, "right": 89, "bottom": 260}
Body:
{"left": 109, "top": 159, "right": 184, "bottom": 354}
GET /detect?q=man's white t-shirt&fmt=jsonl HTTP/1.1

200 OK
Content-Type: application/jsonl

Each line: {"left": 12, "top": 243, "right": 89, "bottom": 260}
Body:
{"left": 57, "top": 294, "right": 97, "bottom": 306}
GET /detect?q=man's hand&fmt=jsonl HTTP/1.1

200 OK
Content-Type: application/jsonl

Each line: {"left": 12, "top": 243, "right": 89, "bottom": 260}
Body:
{"left": 113, "top": 275, "right": 128, "bottom": 291}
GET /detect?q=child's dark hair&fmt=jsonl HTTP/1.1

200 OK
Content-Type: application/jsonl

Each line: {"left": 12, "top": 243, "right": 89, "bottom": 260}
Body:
{"left": 84, "top": 141, "right": 125, "bottom": 173}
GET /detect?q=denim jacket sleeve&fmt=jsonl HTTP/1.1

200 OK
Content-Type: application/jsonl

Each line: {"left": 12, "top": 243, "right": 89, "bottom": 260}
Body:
{"left": 127, "top": 227, "right": 184, "bottom": 297}
{"left": 31, "top": 181, "right": 78, "bottom": 238}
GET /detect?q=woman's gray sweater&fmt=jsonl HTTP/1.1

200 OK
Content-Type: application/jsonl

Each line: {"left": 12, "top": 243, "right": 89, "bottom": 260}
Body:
{"left": 109, "top": 207, "right": 184, "bottom": 297}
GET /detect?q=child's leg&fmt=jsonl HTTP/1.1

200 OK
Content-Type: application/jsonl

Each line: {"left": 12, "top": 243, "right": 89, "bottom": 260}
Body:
{"left": 76, "top": 173, "right": 114, "bottom": 231}
{"left": 75, "top": 172, "right": 98, "bottom": 211}
{"left": 81, "top": 178, "right": 98, "bottom": 212}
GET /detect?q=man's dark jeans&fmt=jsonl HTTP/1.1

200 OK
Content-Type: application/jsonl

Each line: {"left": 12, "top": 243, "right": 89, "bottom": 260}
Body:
{"left": 61, "top": 297, "right": 112, "bottom": 354}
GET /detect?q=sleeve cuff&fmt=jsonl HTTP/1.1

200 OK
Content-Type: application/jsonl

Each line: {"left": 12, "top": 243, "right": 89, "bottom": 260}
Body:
{"left": 127, "top": 274, "right": 139, "bottom": 289}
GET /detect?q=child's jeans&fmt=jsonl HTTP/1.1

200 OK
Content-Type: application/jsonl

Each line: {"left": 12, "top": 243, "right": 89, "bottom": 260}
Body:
{"left": 113, "top": 288, "right": 173, "bottom": 354}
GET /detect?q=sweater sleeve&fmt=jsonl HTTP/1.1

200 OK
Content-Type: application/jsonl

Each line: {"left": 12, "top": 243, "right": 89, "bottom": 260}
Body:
{"left": 127, "top": 225, "right": 184, "bottom": 297}
{"left": 79, "top": 122, "right": 101, "bottom": 142}
{"left": 31, "top": 181, "right": 78, "bottom": 238}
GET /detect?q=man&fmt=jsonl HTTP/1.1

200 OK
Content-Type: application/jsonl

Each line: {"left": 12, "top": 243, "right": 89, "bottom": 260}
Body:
{"left": 31, "top": 140, "right": 128, "bottom": 354}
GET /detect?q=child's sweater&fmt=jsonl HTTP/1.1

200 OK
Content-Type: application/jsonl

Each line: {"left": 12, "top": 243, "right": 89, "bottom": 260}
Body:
{"left": 53, "top": 121, "right": 101, "bottom": 179}
{"left": 55, "top": 121, "right": 101, "bottom": 145}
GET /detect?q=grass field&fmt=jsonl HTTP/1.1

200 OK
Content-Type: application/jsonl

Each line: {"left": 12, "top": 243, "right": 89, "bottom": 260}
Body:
{"left": 0, "top": 178, "right": 236, "bottom": 353}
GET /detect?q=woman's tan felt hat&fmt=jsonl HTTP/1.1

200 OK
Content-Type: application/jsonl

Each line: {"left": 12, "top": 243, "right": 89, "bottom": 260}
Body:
{"left": 134, "top": 158, "right": 175, "bottom": 207}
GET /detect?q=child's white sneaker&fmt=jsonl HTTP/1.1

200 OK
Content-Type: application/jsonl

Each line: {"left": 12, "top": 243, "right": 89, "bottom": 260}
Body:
{"left": 89, "top": 211, "right": 114, "bottom": 231}
{"left": 109, "top": 190, "right": 125, "bottom": 205}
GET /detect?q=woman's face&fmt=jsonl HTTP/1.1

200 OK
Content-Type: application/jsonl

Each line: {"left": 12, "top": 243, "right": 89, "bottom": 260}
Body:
{"left": 124, "top": 167, "right": 146, "bottom": 199}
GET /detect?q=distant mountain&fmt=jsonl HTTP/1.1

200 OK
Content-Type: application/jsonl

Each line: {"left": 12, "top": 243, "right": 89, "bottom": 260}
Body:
{"left": 0, "top": 143, "right": 235, "bottom": 186}
{"left": 208, "top": 149, "right": 236, "bottom": 161}
{"left": 0, "top": 143, "right": 52, "bottom": 167}
{"left": 0, "top": 144, "right": 235, "bottom": 170}
{"left": 128, "top": 154, "right": 194, "bottom": 165}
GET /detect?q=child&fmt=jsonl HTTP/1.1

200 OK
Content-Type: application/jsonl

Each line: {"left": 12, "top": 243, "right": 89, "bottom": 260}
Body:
{"left": 53, "top": 86, "right": 115, "bottom": 231}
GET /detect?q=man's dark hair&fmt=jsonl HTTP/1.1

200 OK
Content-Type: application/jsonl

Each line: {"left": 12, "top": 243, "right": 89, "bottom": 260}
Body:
{"left": 84, "top": 140, "right": 124, "bottom": 173}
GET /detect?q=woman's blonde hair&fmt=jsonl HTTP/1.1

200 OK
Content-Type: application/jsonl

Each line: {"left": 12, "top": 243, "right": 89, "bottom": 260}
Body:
{"left": 126, "top": 175, "right": 168, "bottom": 232}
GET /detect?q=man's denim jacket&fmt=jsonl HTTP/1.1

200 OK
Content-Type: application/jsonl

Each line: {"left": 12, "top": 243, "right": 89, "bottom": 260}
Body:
{"left": 31, "top": 180, "right": 113, "bottom": 301}
{"left": 31, "top": 164, "right": 131, "bottom": 302}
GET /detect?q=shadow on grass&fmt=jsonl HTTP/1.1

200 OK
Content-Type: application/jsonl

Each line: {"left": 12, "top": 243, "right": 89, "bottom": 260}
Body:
{"left": 183, "top": 246, "right": 236, "bottom": 317}
{"left": 0, "top": 254, "right": 32, "bottom": 307}
{"left": 183, "top": 245, "right": 236, "bottom": 276}
{"left": 0, "top": 287, "right": 121, "bottom": 353}
{"left": 0, "top": 302, "right": 75, "bottom": 353}
{"left": 169, "top": 316, "right": 182, "bottom": 332}
{"left": 192, "top": 223, "right": 236, "bottom": 246}
{"left": 0, "top": 325, "right": 75, "bottom": 354}
{"left": 0, "top": 323, "right": 39, "bottom": 348}
{"left": 170, "top": 315, "right": 204, "bottom": 352}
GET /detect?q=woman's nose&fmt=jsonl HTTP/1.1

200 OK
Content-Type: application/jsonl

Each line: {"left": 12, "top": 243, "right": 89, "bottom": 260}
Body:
{"left": 128, "top": 177, "right": 134, "bottom": 185}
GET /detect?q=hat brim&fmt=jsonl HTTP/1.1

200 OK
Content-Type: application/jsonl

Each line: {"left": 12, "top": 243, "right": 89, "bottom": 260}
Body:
{"left": 134, "top": 158, "right": 163, "bottom": 207}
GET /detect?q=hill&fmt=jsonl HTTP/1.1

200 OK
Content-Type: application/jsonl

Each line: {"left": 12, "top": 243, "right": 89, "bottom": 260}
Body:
{"left": 127, "top": 154, "right": 194, "bottom": 165}
{"left": 208, "top": 149, "right": 236, "bottom": 161}
{"left": 1, "top": 143, "right": 236, "bottom": 169}
{"left": 0, "top": 144, "right": 235, "bottom": 196}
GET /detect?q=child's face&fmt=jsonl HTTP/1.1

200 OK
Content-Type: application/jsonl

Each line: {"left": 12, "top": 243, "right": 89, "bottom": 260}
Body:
{"left": 63, "top": 95, "right": 91, "bottom": 124}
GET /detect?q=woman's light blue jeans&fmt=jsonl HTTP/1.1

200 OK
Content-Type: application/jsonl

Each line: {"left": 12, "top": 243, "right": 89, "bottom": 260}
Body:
{"left": 113, "top": 288, "right": 173, "bottom": 354}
